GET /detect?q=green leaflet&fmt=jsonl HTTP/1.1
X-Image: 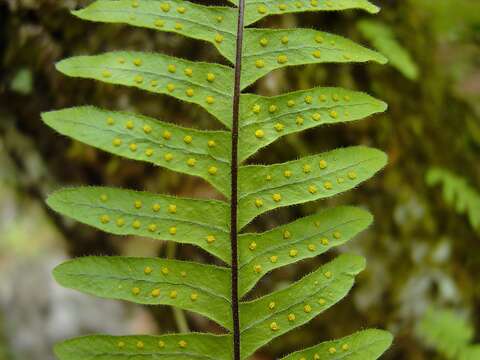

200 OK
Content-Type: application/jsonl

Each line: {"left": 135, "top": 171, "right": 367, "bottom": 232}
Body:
{"left": 42, "top": 106, "right": 231, "bottom": 196}
{"left": 47, "top": 187, "right": 231, "bottom": 263}
{"left": 73, "top": 0, "right": 238, "bottom": 63}
{"left": 237, "top": 146, "right": 387, "bottom": 228}
{"left": 56, "top": 51, "right": 234, "bottom": 128}
{"left": 239, "top": 88, "right": 387, "bottom": 161}
{"left": 227, "top": 0, "right": 380, "bottom": 26}
{"left": 426, "top": 167, "right": 480, "bottom": 231}
{"left": 358, "top": 20, "right": 419, "bottom": 80}
{"left": 238, "top": 206, "right": 373, "bottom": 296}
{"left": 54, "top": 333, "right": 232, "bottom": 360}
{"left": 280, "top": 329, "right": 393, "bottom": 360}
{"left": 54, "top": 256, "right": 232, "bottom": 329}
{"left": 239, "top": 254, "right": 366, "bottom": 358}
{"left": 241, "top": 28, "right": 387, "bottom": 89}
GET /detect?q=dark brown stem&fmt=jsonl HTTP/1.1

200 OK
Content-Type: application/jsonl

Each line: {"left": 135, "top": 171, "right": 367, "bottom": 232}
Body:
{"left": 230, "top": 0, "right": 245, "bottom": 359}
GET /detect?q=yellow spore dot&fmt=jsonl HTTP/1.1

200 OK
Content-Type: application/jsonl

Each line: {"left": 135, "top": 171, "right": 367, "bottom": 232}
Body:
{"left": 315, "top": 35, "right": 324, "bottom": 43}
{"left": 257, "top": 5, "right": 267, "bottom": 14}
{"left": 102, "top": 70, "right": 112, "bottom": 78}
{"left": 183, "top": 135, "right": 192, "bottom": 144}
{"left": 169, "top": 226, "right": 177, "bottom": 235}
{"left": 279, "top": 3, "right": 287, "bottom": 10}
{"left": 118, "top": 57, "right": 126, "bottom": 64}
{"left": 174, "top": 22, "right": 183, "bottom": 30}
{"left": 134, "top": 75, "right": 144, "bottom": 84}
{"left": 304, "top": 304, "right": 312, "bottom": 313}
{"left": 311, "top": 0, "right": 318, "bottom": 6}
{"left": 167, "top": 64, "right": 176, "bottom": 73}
{"left": 344, "top": 95, "right": 351, "bottom": 101}
{"left": 252, "top": 104, "right": 261, "bottom": 113}
{"left": 287, "top": 99, "right": 295, "bottom": 107}
{"left": 255, "top": 59, "right": 265, "bottom": 68}
{"left": 168, "top": 204, "right": 177, "bottom": 213}
{"left": 268, "top": 301, "right": 276, "bottom": 310}
{"left": 319, "top": 159, "right": 328, "bottom": 169}
{"left": 305, "top": 95, "right": 313, "bottom": 104}
{"left": 332, "top": 93, "right": 340, "bottom": 101}
{"left": 216, "top": 16, "right": 223, "bottom": 22}
{"left": 308, "top": 243, "right": 316, "bottom": 251}
{"left": 100, "top": 215, "right": 110, "bottom": 224}
{"left": 207, "top": 73, "right": 215, "bottom": 82}
{"left": 328, "top": 347, "right": 337, "bottom": 354}
{"left": 179, "top": 340, "right": 188, "bottom": 348}
{"left": 277, "top": 55, "right": 288, "bottom": 64}
{"left": 270, "top": 322, "right": 279, "bottom": 331}
{"left": 201, "top": 140, "right": 215, "bottom": 149}
{"left": 214, "top": 34, "right": 224, "bottom": 43}
{"left": 269, "top": 104, "right": 277, "bottom": 113}
{"left": 144, "top": 266, "right": 153, "bottom": 275}
{"left": 319, "top": 94, "right": 327, "bottom": 102}
{"left": 283, "top": 230, "right": 291, "bottom": 239}
{"left": 249, "top": 242, "right": 257, "bottom": 251}
{"left": 161, "top": 266, "right": 169, "bottom": 275}
{"left": 169, "top": 290, "right": 177, "bottom": 299}
{"left": 329, "top": 110, "right": 338, "bottom": 118}
{"left": 136, "top": 341, "right": 144, "bottom": 349}
{"left": 208, "top": 166, "right": 217, "bottom": 175}
{"left": 303, "top": 164, "right": 311, "bottom": 173}
{"left": 190, "top": 293, "right": 198, "bottom": 301}
{"left": 255, "top": 198, "right": 264, "bottom": 208}
{"left": 118, "top": 341, "right": 125, "bottom": 348}
{"left": 152, "top": 203, "right": 161, "bottom": 212}
{"left": 272, "top": 193, "right": 282, "bottom": 202}
{"left": 134, "top": 200, "right": 142, "bottom": 209}
{"left": 324, "top": 271, "right": 332, "bottom": 278}
{"left": 126, "top": 120, "right": 134, "bottom": 129}
{"left": 268, "top": 255, "right": 278, "bottom": 264}
{"left": 166, "top": 83, "right": 175, "bottom": 92}
{"left": 288, "top": 313, "right": 296, "bottom": 321}
{"left": 333, "top": 231, "right": 341, "bottom": 239}
{"left": 254, "top": 264, "right": 262, "bottom": 273}
{"left": 132, "top": 287, "right": 140, "bottom": 295}
{"left": 255, "top": 129, "right": 265, "bottom": 138}
{"left": 151, "top": 288, "right": 160, "bottom": 297}
{"left": 313, "top": 51, "right": 322, "bottom": 59}
{"left": 177, "top": 6, "right": 186, "bottom": 14}
{"left": 312, "top": 112, "right": 321, "bottom": 121}
{"left": 206, "top": 235, "right": 216, "bottom": 244}
{"left": 296, "top": 116, "right": 304, "bottom": 125}
{"left": 129, "top": 143, "right": 138, "bottom": 152}
{"left": 184, "top": 68, "right": 193, "bottom": 76}
{"left": 266, "top": 174, "right": 272, "bottom": 181}
{"left": 206, "top": 96, "right": 215, "bottom": 104}
{"left": 180, "top": 271, "right": 187, "bottom": 277}
{"left": 132, "top": 220, "right": 141, "bottom": 229}
{"left": 289, "top": 249, "right": 298, "bottom": 257}
{"left": 186, "top": 88, "right": 194, "bottom": 97}
{"left": 274, "top": 123, "right": 284, "bottom": 132}
{"left": 342, "top": 344, "right": 350, "bottom": 351}
{"left": 164, "top": 153, "right": 173, "bottom": 161}
{"left": 112, "top": 138, "right": 122, "bottom": 147}
{"left": 324, "top": 181, "right": 333, "bottom": 190}
{"left": 148, "top": 223, "right": 157, "bottom": 232}
{"left": 150, "top": 80, "right": 158, "bottom": 87}
{"left": 143, "top": 124, "right": 152, "bottom": 134}
{"left": 133, "top": 58, "right": 142, "bottom": 66}
{"left": 321, "top": 238, "right": 329, "bottom": 245}
{"left": 281, "top": 36, "right": 289, "bottom": 44}
{"left": 260, "top": 37, "right": 269, "bottom": 46}
{"left": 314, "top": 354, "right": 320, "bottom": 360}
{"left": 186, "top": 158, "right": 196, "bottom": 167}
{"left": 107, "top": 117, "right": 115, "bottom": 125}
{"left": 158, "top": 340, "right": 165, "bottom": 348}
{"left": 145, "top": 148, "right": 154, "bottom": 157}
{"left": 155, "top": 19, "right": 164, "bottom": 28}
{"left": 348, "top": 171, "right": 357, "bottom": 180}
{"left": 162, "top": 130, "right": 172, "bottom": 140}
{"left": 160, "top": 3, "right": 170, "bottom": 12}
{"left": 318, "top": 298, "right": 326, "bottom": 305}
{"left": 308, "top": 185, "right": 317, "bottom": 194}
{"left": 116, "top": 218, "right": 125, "bottom": 227}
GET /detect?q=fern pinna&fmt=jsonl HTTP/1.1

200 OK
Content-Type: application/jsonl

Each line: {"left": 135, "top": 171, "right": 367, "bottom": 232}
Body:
{"left": 42, "top": 0, "right": 393, "bottom": 359}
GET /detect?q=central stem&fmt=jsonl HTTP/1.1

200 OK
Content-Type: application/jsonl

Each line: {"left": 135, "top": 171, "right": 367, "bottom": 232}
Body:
{"left": 230, "top": 0, "right": 246, "bottom": 359}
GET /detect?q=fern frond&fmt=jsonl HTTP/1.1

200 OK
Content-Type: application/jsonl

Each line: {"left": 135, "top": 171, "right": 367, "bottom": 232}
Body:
{"left": 426, "top": 167, "right": 480, "bottom": 231}
{"left": 44, "top": 0, "right": 393, "bottom": 358}
{"left": 239, "top": 254, "right": 365, "bottom": 358}
{"left": 358, "top": 20, "right": 419, "bottom": 80}
{"left": 55, "top": 333, "right": 232, "bottom": 360}
{"left": 42, "top": 107, "right": 231, "bottom": 195}
{"left": 56, "top": 52, "right": 234, "bottom": 127}
{"left": 47, "top": 187, "right": 231, "bottom": 263}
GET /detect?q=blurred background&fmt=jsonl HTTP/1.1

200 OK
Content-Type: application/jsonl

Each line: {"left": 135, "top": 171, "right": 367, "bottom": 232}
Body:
{"left": 0, "top": 0, "right": 479, "bottom": 359}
